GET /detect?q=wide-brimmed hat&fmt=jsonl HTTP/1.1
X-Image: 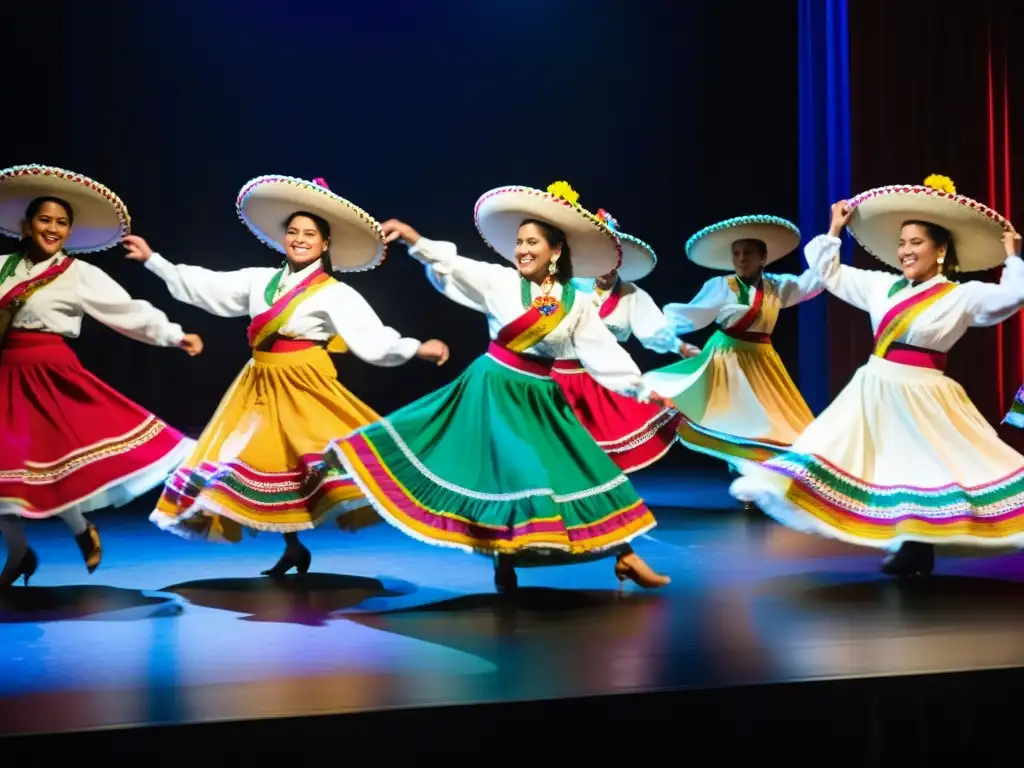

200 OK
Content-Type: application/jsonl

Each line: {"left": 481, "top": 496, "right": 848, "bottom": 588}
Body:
{"left": 594, "top": 208, "right": 656, "bottom": 281}
{"left": 474, "top": 181, "right": 621, "bottom": 278}
{"left": 685, "top": 215, "right": 801, "bottom": 271}
{"left": 236, "top": 175, "right": 385, "bottom": 272}
{"left": 0, "top": 164, "right": 131, "bottom": 253}
{"left": 847, "top": 174, "right": 1014, "bottom": 272}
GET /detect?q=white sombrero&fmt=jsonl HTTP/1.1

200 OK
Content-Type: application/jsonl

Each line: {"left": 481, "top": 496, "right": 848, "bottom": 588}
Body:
{"left": 0, "top": 164, "right": 130, "bottom": 253}
{"left": 474, "top": 181, "right": 621, "bottom": 278}
{"left": 236, "top": 175, "right": 385, "bottom": 272}
{"left": 594, "top": 208, "right": 657, "bottom": 281}
{"left": 686, "top": 215, "right": 801, "bottom": 272}
{"left": 847, "top": 174, "right": 1014, "bottom": 273}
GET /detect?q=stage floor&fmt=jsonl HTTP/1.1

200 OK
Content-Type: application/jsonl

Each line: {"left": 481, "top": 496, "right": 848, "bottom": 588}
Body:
{"left": 5, "top": 468, "right": 1024, "bottom": 739}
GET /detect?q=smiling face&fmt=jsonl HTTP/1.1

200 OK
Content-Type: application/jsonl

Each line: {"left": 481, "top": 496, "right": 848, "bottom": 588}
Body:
{"left": 731, "top": 238, "right": 767, "bottom": 281}
{"left": 898, "top": 222, "right": 944, "bottom": 282}
{"left": 22, "top": 198, "right": 73, "bottom": 259}
{"left": 515, "top": 221, "right": 561, "bottom": 281}
{"left": 283, "top": 213, "right": 328, "bottom": 270}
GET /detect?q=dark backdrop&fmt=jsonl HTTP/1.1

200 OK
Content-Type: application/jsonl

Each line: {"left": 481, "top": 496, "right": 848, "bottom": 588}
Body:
{"left": 5, "top": 0, "right": 798, "bottom": 470}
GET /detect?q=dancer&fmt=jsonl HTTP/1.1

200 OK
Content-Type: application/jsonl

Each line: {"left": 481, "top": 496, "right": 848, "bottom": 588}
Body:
{"left": 0, "top": 164, "right": 203, "bottom": 587}
{"left": 730, "top": 175, "right": 1024, "bottom": 577}
{"left": 325, "top": 181, "right": 677, "bottom": 592}
{"left": 551, "top": 208, "right": 695, "bottom": 472}
{"left": 643, "top": 215, "right": 821, "bottom": 472}
{"left": 124, "top": 175, "right": 449, "bottom": 576}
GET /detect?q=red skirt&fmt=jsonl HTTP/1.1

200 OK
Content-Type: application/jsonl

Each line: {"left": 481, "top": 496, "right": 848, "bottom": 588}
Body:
{"left": 551, "top": 359, "right": 681, "bottom": 473}
{"left": 0, "top": 331, "right": 194, "bottom": 518}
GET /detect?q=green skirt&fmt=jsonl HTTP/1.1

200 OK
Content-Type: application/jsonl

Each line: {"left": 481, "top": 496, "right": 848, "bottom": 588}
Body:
{"left": 324, "top": 343, "right": 656, "bottom": 562}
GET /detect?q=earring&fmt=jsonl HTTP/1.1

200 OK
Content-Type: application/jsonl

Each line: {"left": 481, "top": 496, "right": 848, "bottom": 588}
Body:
{"left": 548, "top": 257, "right": 559, "bottom": 275}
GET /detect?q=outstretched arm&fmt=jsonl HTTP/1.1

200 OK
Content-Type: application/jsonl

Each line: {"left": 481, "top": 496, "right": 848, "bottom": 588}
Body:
{"left": 964, "top": 232, "right": 1024, "bottom": 327}
{"left": 627, "top": 285, "right": 689, "bottom": 355}
{"left": 124, "top": 234, "right": 269, "bottom": 318}
{"left": 75, "top": 261, "right": 202, "bottom": 354}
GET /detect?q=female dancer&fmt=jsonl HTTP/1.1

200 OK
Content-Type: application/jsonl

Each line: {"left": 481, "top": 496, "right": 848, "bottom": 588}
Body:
{"left": 0, "top": 164, "right": 203, "bottom": 587}
{"left": 325, "top": 181, "right": 677, "bottom": 592}
{"left": 731, "top": 176, "right": 1024, "bottom": 577}
{"left": 550, "top": 208, "right": 695, "bottom": 472}
{"left": 643, "top": 215, "right": 821, "bottom": 472}
{"left": 124, "top": 175, "right": 449, "bottom": 576}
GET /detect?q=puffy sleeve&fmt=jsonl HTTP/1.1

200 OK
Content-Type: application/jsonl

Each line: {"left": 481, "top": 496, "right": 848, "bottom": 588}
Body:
{"left": 144, "top": 252, "right": 270, "bottom": 317}
{"left": 804, "top": 234, "right": 897, "bottom": 313}
{"left": 627, "top": 285, "right": 683, "bottom": 354}
{"left": 315, "top": 282, "right": 422, "bottom": 367}
{"left": 74, "top": 261, "right": 184, "bottom": 347}
{"left": 662, "top": 276, "right": 731, "bottom": 334}
{"left": 571, "top": 301, "right": 652, "bottom": 401}
{"left": 961, "top": 256, "right": 1024, "bottom": 327}
{"left": 773, "top": 267, "right": 825, "bottom": 309}
{"left": 408, "top": 238, "right": 509, "bottom": 313}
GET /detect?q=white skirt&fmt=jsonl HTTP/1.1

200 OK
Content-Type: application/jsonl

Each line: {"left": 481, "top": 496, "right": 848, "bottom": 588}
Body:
{"left": 730, "top": 356, "right": 1024, "bottom": 552}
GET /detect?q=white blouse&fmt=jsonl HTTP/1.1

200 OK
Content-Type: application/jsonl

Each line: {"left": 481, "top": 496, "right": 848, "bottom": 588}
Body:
{"left": 2, "top": 251, "right": 184, "bottom": 347}
{"left": 143, "top": 253, "right": 422, "bottom": 367}
{"left": 663, "top": 269, "right": 823, "bottom": 336}
{"left": 803, "top": 234, "right": 1024, "bottom": 351}
{"left": 410, "top": 238, "right": 653, "bottom": 400}
{"left": 571, "top": 278, "right": 682, "bottom": 355}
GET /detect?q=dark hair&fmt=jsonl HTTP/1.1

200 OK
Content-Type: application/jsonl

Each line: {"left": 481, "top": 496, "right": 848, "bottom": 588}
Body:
{"left": 901, "top": 219, "right": 959, "bottom": 278}
{"left": 20, "top": 196, "right": 75, "bottom": 252}
{"left": 732, "top": 238, "right": 768, "bottom": 257}
{"left": 283, "top": 210, "right": 336, "bottom": 275}
{"left": 519, "top": 218, "right": 574, "bottom": 283}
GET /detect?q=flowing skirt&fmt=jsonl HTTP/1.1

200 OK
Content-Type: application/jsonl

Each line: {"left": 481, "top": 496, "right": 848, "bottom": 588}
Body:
{"left": 0, "top": 330, "right": 194, "bottom": 518}
{"left": 550, "top": 359, "right": 681, "bottom": 473}
{"left": 151, "top": 345, "right": 379, "bottom": 542}
{"left": 324, "top": 343, "right": 657, "bottom": 563}
{"left": 643, "top": 329, "right": 813, "bottom": 464}
{"left": 730, "top": 356, "right": 1024, "bottom": 551}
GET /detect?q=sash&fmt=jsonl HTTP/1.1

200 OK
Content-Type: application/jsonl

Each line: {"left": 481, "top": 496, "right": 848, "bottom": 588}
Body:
{"left": 495, "top": 278, "right": 577, "bottom": 353}
{"left": 725, "top": 275, "right": 764, "bottom": 334}
{"left": 597, "top": 280, "right": 622, "bottom": 320}
{"left": 873, "top": 281, "right": 957, "bottom": 359}
{"left": 247, "top": 265, "right": 348, "bottom": 352}
{"left": 0, "top": 253, "right": 74, "bottom": 345}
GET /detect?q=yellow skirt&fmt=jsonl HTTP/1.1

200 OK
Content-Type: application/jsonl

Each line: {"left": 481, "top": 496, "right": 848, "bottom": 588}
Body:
{"left": 150, "top": 346, "right": 380, "bottom": 543}
{"left": 643, "top": 329, "right": 814, "bottom": 464}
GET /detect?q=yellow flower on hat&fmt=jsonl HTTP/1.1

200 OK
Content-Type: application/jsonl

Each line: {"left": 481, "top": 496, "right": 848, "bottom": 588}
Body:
{"left": 923, "top": 174, "right": 956, "bottom": 195}
{"left": 547, "top": 180, "right": 580, "bottom": 206}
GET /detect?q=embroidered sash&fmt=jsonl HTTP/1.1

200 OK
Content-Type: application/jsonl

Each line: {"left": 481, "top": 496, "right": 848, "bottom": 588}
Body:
{"left": 725, "top": 275, "right": 764, "bottom": 334}
{"left": 873, "top": 281, "right": 957, "bottom": 359}
{"left": 495, "top": 278, "right": 577, "bottom": 353}
{"left": 0, "top": 253, "right": 74, "bottom": 345}
{"left": 247, "top": 265, "right": 348, "bottom": 352}
{"left": 597, "top": 280, "right": 622, "bottom": 320}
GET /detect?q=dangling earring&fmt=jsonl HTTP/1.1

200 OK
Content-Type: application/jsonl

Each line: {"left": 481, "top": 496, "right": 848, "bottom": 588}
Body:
{"left": 548, "top": 256, "right": 559, "bottom": 276}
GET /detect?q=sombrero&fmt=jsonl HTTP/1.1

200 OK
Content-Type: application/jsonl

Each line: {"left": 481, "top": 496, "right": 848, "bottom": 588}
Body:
{"left": 594, "top": 208, "right": 657, "bottom": 281}
{"left": 0, "top": 164, "right": 130, "bottom": 253}
{"left": 847, "top": 174, "right": 1014, "bottom": 272}
{"left": 685, "top": 215, "right": 801, "bottom": 272}
{"left": 236, "top": 175, "right": 385, "bottom": 272}
{"left": 474, "top": 181, "right": 621, "bottom": 278}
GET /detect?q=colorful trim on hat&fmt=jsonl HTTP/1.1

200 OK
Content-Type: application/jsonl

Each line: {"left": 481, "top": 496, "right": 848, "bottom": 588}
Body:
{"left": 235, "top": 175, "right": 386, "bottom": 272}
{"left": 0, "top": 164, "right": 131, "bottom": 253}
{"left": 685, "top": 215, "right": 800, "bottom": 255}
{"left": 596, "top": 208, "right": 657, "bottom": 278}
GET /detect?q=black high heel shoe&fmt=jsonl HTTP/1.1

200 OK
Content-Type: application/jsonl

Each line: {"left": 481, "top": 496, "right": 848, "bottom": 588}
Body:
{"left": 74, "top": 524, "right": 102, "bottom": 574}
{"left": 261, "top": 542, "right": 312, "bottom": 577}
{"left": 881, "top": 541, "right": 935, "bottom": 579}
{"left": 0, "top": 547, "right": 39, "bottom": 588}
{"left": 493, "top": 554, "right": 518, "bottom": 594}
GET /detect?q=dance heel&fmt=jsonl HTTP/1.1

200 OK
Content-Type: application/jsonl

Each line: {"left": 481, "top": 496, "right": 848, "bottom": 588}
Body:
{"left": 493, "top": 554, "right": 518, "bottom": 594}
{"left": 74, "top": 524, "right": 102, "bottom": 574}
{"left": 0, "top": 547, "right": 39, "bottom": 588}
{"left": 881, "top": 541, "right": 935, "bottom": 579}
{"left": 614, "top": 553, "right": 671, "bottom": 589}
{"left": 261, "top": 543, "right": 312, "bottom": 577}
